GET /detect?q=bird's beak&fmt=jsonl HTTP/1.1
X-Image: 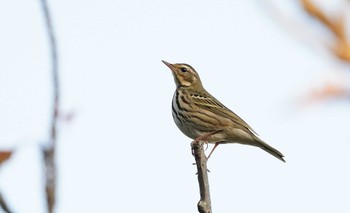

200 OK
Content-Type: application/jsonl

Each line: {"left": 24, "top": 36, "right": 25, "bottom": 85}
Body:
{"left": 162, "top": 60, "right": 176, "bottom": 72}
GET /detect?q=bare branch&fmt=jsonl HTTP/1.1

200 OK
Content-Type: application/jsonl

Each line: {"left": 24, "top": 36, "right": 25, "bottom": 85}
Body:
{"left": 39, "top": 0, "right": 59, "bottom": 212}
{"left": 300, "top": 0, "right": 350, "bottom": 62}
{"left": 0, "top": 192, "right": 13, "bottom": 213}
{"left": 191, "top": 141, "right": 212, "bottom": 213}
{"left": 301, "top": 0, "right": 345, "bottom": 39}
{"left": 0, "top": 151, "right": 14, "bottom": 212}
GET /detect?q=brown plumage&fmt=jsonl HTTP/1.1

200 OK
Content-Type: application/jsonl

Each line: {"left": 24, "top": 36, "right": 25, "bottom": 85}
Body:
{"left": 163, "top": 60, "right": 285, "bottom": 162}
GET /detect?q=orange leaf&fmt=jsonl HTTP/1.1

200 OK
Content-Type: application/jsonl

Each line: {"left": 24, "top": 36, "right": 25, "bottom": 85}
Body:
{"left": 0, "top": 151, "right": 13, "bottom": 165}
{"left": 334, "top": 40, "right": 350, "bottom": 62}
{"left": 319, "top": 83, "right": 348, "bottom": 98}
{"left": 304, "top": 82, "right": 349, "bottom": 105}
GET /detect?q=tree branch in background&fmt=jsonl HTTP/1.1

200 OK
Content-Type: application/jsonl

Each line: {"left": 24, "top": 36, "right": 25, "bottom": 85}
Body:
{"left": 301, "top": 0, "right": 350, "bottom": 62}
{"left": 0, "top": 193, "right": 13, "bottom": 213}
{"left": 39, "top": 0, "right": 60, "bottom": 212}
{"left": 0, "top": 151, "right": 14, "bottom": 213}
{"left": 301, "top": 80, "right": 350, "bottom": 105}
{"left": 191, "top": 141, "right": 212, "bottom": 213}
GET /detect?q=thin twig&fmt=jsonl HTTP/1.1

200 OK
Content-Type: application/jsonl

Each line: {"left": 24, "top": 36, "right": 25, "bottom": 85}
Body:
{"left": 0, "top": 151, "right": 14, "bottom": 213}
{"left": 301, "top": 0, "right": 344, "bottom": 38}
{"left": 301, "top": 0, "right": 350, "bottom": 62}
{"left": 0, "top": 192, "right": 13, "bottom": 213}
{"left": 191, "top": 141, "right": 212, "bottom": 213}
{"left": 39, "top": 0, "right": 59, "bottom": 212}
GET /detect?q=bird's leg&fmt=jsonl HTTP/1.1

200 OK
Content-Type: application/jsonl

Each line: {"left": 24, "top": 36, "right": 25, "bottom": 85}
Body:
{"left": 194, "top": 130, "right": 220, "bottom": 142}
{"left": 207, "top": 142, "right": 221, "bottom": 160}
{"left": 191, "top": 130, "right": 221, "bottom": 157}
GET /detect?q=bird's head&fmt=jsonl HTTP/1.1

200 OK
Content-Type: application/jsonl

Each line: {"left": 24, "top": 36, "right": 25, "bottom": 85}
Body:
{"left": 162, "top": 60, "right": 203, "bottom": 89}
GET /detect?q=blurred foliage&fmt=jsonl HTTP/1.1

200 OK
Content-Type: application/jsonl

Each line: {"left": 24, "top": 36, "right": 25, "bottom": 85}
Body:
{"left": 0, "top": 151, "right": 12, "bottom": 166}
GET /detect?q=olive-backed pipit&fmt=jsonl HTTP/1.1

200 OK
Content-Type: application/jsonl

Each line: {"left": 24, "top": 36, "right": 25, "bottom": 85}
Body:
{"left": 162, "top": 60, "right": 285, "bottom": 162}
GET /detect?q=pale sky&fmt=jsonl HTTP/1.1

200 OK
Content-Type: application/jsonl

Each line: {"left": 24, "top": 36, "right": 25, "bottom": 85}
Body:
{"left": 1, "top": 0, "right": 350, "bottom": 213}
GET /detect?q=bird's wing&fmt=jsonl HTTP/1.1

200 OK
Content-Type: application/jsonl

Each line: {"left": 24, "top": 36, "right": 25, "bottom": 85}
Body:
{"left": 189, "top": 90, "right": 258, "bottom": 135}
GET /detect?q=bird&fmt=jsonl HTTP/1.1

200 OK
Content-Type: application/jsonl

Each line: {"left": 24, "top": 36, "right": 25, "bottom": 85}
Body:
{"left": 162, "top": 60, "right": 285, "bottom": 162}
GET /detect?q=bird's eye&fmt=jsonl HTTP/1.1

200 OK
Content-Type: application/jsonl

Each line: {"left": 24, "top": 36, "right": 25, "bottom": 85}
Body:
{"left": 180, "top": 67, "right": 188, "bottom": 73}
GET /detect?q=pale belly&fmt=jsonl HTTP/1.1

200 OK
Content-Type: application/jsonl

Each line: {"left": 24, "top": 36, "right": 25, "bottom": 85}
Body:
{"left": 172, "top": 112, "right": 227, "bottom": 143}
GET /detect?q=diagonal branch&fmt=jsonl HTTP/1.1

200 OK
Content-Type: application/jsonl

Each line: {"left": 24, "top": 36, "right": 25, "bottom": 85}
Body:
{"left": 0, "top": 192, "right": 13, "bottom": 213}
{"left": 39, "top": 0, "right": 59, "bottom": 212}
{"left": 301, "top": 0, "right": 345, "bottom": 39}
{"left": 191, "top": 141, "right": 212, "bottom": 213}
{"left": 0, "top": 151, "right": 14, "bottom": 213}
{"left": 301, "top": 0, "right": 350, "bottom": 62}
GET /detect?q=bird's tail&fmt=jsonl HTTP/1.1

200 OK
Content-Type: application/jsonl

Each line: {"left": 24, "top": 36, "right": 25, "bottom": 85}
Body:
{"left": 253, "top": 137, "right": 285, "bottom": 162}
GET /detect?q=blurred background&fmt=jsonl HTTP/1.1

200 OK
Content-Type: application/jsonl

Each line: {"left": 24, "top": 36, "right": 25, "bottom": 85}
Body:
{"left": 1, "top": 0, "right": 350, "bottom": 212}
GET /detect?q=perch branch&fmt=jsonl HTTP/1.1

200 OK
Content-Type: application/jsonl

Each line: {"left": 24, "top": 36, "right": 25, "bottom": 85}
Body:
{"left": 39, "top": 0, "right": 59, "bottom": 212}
{"left": 191, "top": 141, "right": 212, "bottom": 213}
